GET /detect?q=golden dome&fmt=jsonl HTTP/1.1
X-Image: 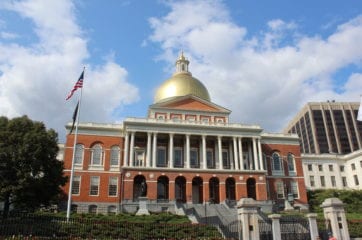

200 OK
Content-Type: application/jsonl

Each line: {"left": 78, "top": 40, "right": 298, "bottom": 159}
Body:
{"left": 154, "top": 53, "right": 211, "bottom": 103}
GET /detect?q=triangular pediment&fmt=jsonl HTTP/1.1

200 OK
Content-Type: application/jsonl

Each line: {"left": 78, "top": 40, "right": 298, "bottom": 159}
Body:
{"left": 150, "top": 95, "right": 230, "bottom": 113}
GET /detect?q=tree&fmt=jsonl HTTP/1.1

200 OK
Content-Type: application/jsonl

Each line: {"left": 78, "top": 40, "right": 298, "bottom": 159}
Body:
{"left": 0, "top": 115, "right": 67, "bottom": 217}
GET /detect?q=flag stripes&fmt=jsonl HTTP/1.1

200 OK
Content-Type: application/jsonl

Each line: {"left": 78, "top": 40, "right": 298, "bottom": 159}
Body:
{"left": 66, "top": 71, "right": 84, "bottom": 100}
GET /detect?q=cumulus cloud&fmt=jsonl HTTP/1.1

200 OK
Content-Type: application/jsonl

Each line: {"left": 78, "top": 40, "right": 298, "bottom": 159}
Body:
{"left": 148, "top": 0, "right": 362, "bottom": 132}
{"left": 0, "top": 0, "right": 139, "bottom": 141}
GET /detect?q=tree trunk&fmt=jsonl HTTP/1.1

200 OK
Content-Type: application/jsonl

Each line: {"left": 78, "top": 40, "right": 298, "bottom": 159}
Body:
{"left": 2, "top": 192, "right": 10, "bottom": 219}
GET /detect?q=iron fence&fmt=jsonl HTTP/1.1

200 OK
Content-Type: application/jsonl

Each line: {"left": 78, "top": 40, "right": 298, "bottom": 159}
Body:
{"left": 0, "top": 214, "right": 223, "bottom": 239}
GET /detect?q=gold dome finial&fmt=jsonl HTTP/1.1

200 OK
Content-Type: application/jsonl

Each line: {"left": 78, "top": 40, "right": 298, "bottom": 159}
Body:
{"left": 153, "top": 53, "right": 211, "bottom": 103}
{"left": 175, "top": 51, "right": 190, "bottom": 74}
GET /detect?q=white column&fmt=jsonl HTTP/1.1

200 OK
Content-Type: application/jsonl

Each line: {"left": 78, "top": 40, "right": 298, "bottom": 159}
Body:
{"left": 146, "top": 132, "right": 152, "bottom": 167}
{"left": 186, "top": 134, "right": 190, "bottom": 169}
{"left": 238, "top": 137, "right": 244, "bottom": 170}
{"left": 253, "top": 137, "right": 259, "bottom": 170}
{"left": 257, "top": 138, "right": 263, "bottom": 170}
{"left": 152, "top": 133, "right": 157, "bottom": 167}
{"left": 218, "top": 136, "right": 223, "bottom": 170}
{"left": 202, "top": 135, "right": 207, "bottom": 169}
{"left": 233, "top": 137, "right": 239, "bottom": 170}
{"left": 129, "top": 132, "right": 135, "bottom": 167}
{"left": 123, "top": 132, "right": 129, "bottom": 167}
{"left": 169, "top": 133, "right": 174, "bottom": 168}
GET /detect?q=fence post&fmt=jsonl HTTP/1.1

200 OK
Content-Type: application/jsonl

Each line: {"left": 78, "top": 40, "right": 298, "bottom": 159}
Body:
{"left": 269, "top": 214, "right": 281, "bottom": 240}
{"left": 307, "top": 213, "right": 319, "bottom": 240}
{"left": 237, "top": 198, "right": 260, "bottom": 240}
{"left": 321, "top": 198, "right": 350, "bottom": 240}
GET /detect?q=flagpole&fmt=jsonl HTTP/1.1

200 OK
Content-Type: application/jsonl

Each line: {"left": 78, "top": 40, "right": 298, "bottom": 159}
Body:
{"left": 66, "top": 67, "right": 85, "bottom": 221}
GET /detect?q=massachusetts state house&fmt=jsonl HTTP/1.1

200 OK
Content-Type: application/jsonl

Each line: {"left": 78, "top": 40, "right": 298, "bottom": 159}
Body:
{"left": 62, "top": 53, "right": 308, "bottom": 214}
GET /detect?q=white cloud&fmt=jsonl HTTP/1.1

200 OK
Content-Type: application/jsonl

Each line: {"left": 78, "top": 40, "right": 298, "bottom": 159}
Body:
{"left": 148, "top": 0, "right": 362, "bottom": 132}
{"left": 0, "top": 0, "right": 139, "bottom": 141}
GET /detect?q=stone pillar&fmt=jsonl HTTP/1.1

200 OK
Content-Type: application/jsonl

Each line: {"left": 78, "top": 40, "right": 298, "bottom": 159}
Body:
{"left": 146, "top": 132, "right": 152, "bottom": 167}
{"left": 233, "top": 137, "right": 239, "bottom": 170}
{"left": 218, "top": 136, "right": 223, "bottom": 169}
{"left": 321, "top": 198, "right": 350, "bottom": 240}
{"left": 123, "top": 132, "right": 129, "bottom": 167}
{"left": 129, "top": 132, "right": 135, "bottom": 167}
{"left": 307, "top": 213, "right": 319, "bottom": 240}
{"left": 253, "top": 137, "right": 259, "bottom": 170}
{"left": 152, "top": 133, "right": 157, "bottom": 167}
{"left": 269, "top": 214, "right": 281, "bottom": 240}
{"left": 237, "top": 198, "right": 260, "bottom": 240}
{"left": 238, "top": 137, "right": 244, "bottom": 170}
{"left": 186, "top": 134, "right": 190, "bottom": 168}
{"left": 257, "top": 138, "right": 263, "bottom": 170}
{"left": 202, "top": 135, "right": 207, "bottom": 169}
{"left": 169, "top": 133, "right": 174, "bottom": 168}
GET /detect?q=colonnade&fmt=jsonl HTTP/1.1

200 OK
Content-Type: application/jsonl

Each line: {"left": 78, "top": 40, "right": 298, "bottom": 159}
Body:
{"left": 123, "top": 131, "right": 264, "bottom": 171}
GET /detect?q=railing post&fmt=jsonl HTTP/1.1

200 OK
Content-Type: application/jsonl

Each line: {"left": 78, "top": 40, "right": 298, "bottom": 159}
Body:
{"left": 321, "top": 198, "right": 350, "bottom": 240}
{"left": 269, "top": 214, "right": 281, "bottom": 240}
{"left": 237, "top": 198, "right": 260, "bottom": 240}
{"left": 307, "top": 213, "right": 319, "bottom": 240}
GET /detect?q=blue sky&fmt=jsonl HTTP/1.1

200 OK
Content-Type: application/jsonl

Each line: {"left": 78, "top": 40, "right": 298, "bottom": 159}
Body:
{"left": 0, "top": 0, "right": 362, "bottom": 143}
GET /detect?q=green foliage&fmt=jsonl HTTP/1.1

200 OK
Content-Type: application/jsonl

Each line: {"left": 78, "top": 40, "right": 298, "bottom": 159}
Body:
{"left": 307, "top": 189, "right": 362, "bottom": 213}
{"left": 1, "top": 213, "right": 222, "bottom": 239}
{"left": 0, "top": 115, "right": 67, "bottom": 216}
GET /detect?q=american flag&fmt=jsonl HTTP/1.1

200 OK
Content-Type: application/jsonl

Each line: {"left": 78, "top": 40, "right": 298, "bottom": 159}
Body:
{"left": 66, "top": 70, "right": 84, "bottom": 100}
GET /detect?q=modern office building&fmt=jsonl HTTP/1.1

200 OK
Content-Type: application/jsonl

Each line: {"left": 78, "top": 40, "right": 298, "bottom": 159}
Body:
{"left": 284, "top": 101, "right": 362, "bottom": 190}
{"left": 62, "top": 53, "right": 308, "bottom": 214}
{"left": 284, "top": 102, "right": 362, "bottom": 154}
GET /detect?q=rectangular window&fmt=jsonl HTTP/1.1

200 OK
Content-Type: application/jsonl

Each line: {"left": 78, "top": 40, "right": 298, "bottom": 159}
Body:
{"left": 201, "top": 117, "right": 209, "bottom": 123}
{"left": 108, "top": 177, "right": 118, "bottom": 196}
{"left": 291, "top": 181, "right": 299, "bottom": 199}
{"left": 110, "top": 147, "right": 120, "bottom": 166}
{"left": 157, "top": 147, "right": 167, "bottom": 167}
{"left": 331, "top": 176, "right": 336, "bottom": 187}
{"left": 307, "top": 164, "right": 312, "bottom": 171}
{"left": 351, "top": 163, "right": 356, "bottom": 170}
{"left": 318, "top": 165, "right": 323, "bottom": 171}
{"left": 190, "top": 148, "right": 199, "bottom": 168}
{"left": 340, "top": 165, "right": 344, "bottom": 172}
{"left": 354, "top": 175, "right": 359, "bottom": 186}
{"left": 360, "top": 161, "right": 362, "bottom": 168}
{"left": 342, "top": 177, "right": 347, "bottom": 187}
{"left": 320, "top": 176, "right": 325, "bottom": 187}
{"left": 206, "top": 149, "right": 215, "bottom": 168}
{"left": 75, "top": 145, "right": 84, "bottom": 164}
{"left": 90, "top": 176, "right": 100, "bottom": 196}
{"left": 276, "top": 182, "right": 284, "bottom": 199}
{"left": 222, "top": 150, "right": 230, "bottom": 169}
{"left": 72, "top": 176, "right": 81, "bottom": 195}
{"left": 329, "top": 164, "right": 333, "bottom": 171}
{"left": 310, "top": 176, "right": 315, "bottom": 187}
{"left": 174, "top": 148, "right": 183, "bottom": 167}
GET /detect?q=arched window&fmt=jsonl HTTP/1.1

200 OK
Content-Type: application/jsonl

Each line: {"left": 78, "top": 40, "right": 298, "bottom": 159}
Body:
{"left": 91, "top": 144, "right": 103, "bottom": 165}
{"left": 287, "top": 153, "right": 296, "bottom": 175}
{"left": 74, "top": 144, "right": 84, "bottom": 164}
{"left": 110, "top": 146, "right": 120, "bottom": 166}
{"left": 272, "top": 152, "right": 283, "bottom": 175}
{"left": 89, "top": 205, "right": 97, "bottom": 214}
{"left": 108, "top": 205, "right": 117, "bottom": 215}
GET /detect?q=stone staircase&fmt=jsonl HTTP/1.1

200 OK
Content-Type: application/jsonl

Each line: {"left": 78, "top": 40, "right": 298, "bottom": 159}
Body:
{"left": 178, "top": 202, "right": 240, "bottom": 239}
